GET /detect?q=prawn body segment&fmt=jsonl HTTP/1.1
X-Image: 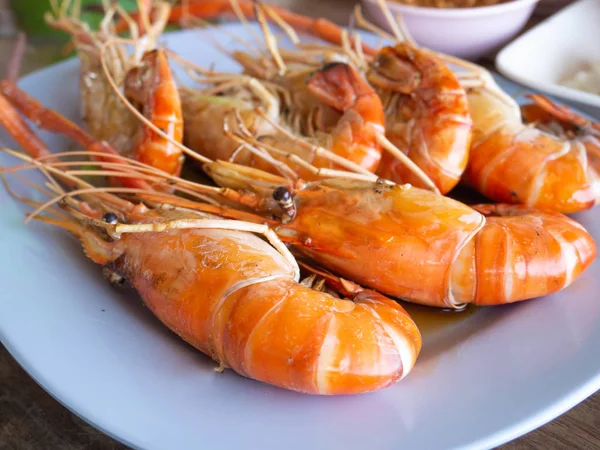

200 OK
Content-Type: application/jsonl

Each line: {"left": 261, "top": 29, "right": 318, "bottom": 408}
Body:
{"left": 465, "top": 87, "right": 598, "bottom": 213}
{"left": 279, "top": 180, "right": 484, "bottom": 308}
{"left": 368, "top": 44, "right": 472, "bottom": 194}
{"left": 453, "top": 204, "right": 597, "bottom": 305}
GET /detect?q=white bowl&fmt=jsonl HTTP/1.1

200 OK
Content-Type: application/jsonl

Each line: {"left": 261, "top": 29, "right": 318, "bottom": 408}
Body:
{"left": 496, "top": 0, "right": 600, "bottom": 114}
{"left": 361, "top": 0, "right": 540, "bottom": 60}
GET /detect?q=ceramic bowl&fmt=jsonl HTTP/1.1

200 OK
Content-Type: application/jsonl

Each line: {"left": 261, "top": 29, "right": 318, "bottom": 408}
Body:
{"left": 361, "top": 0, "right": 540, "bottom": 60}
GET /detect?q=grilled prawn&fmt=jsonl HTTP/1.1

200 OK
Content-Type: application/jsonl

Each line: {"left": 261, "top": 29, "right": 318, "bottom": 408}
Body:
{"left": 180, "top": 59, "right": 385, "bottom": 181}
{"left": 460, "top": 76, "right": 600, "bottom": 214}
{"left": 198, "top": 161, "right": 596, "bottom": 308}
{"left": 1, "top": 149, "right": 421, "bottom": 395}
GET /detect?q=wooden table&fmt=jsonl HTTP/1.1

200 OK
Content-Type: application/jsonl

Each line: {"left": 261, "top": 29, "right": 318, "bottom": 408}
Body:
{"left": 0, "top": 0, "right": 599, "bottom": 449}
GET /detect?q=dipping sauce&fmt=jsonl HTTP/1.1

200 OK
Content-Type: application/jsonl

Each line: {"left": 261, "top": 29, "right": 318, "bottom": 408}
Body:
{"left": 561, "top": 62, "right": 600, "bottom": 96}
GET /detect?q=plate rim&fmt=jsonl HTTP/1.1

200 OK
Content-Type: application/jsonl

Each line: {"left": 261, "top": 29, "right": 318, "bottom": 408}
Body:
{"left": 1, "top": 25, "right": 600, "bottom": 450}
{"left": 1, "top": 335, "right": 144, "bottom": 450}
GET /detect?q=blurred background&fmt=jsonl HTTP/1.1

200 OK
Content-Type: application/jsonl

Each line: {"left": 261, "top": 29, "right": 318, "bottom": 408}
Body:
{"left": 0, "top": 0, "right": 573, "bottom": 73}
{"left": 0, "top": 0, "right": 363, "bottom": 75}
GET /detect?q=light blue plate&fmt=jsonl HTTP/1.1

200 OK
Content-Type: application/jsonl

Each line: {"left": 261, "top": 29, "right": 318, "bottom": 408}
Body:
{"left": 1, "top": 24, "right": 599, "bottom": 450}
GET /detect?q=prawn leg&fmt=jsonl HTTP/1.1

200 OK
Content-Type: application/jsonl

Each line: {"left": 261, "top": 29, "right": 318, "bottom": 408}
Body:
{"left": 522, "top": 94, "right": 600, "bottom": 133}
{"left": 0, "top": 80, "right": 152, "bottom": 190}
{"left": 0, "top": 92, "right": 51, "bottom": 158}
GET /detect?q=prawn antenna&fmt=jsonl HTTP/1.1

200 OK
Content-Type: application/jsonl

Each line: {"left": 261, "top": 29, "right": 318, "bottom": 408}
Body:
{"left": 375, "top": 0, "right": 404, "bottom": 43}
{"left": 253, "top": 1, "right": 287, "bottom": 75}
{"left": 99, "top": 39, "right": 212, "bottom": 166}
{"left": 353, "top": 5, "right": 396, "bottom": 43}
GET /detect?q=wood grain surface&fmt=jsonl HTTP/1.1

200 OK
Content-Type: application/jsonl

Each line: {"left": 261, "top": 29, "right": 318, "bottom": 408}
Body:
{"left": 0, "top": 0, "right": 598, "bottom": 449}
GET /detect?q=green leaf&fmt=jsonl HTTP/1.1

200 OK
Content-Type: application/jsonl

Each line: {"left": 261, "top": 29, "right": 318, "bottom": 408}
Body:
{"left": 10, "top": 0, "right": 58, "bottom": 37}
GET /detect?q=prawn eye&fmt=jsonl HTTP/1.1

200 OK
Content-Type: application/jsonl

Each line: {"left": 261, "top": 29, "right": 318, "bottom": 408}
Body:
{"left": 273, "top": 186, "right": 292, "bottom": 204}
{"left": 102, "top": 212, "right": 118, "bottom": 224}
{"left": 273, "top": 187, "right": 296, "bottom": 224}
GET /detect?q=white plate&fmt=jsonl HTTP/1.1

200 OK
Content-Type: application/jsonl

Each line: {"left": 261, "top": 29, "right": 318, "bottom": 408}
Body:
{"left": 496, "top": 0, "right": 600, "bottom": 114}
{"left": 1, "top": 24, "right": 600, "bottom": 450}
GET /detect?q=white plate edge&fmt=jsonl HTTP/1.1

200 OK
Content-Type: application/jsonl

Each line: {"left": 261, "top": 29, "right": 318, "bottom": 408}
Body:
{"left": 1, "top": 27, "right": 600, "bottom": 450}
{"left": 495, "top": 0, "right": 600, "bottom": 110}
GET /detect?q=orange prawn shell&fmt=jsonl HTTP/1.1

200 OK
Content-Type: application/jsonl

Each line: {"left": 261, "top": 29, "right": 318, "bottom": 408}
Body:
{"left": 126, "top": 50, "right": 184, "bottom": 176}
{"left": 368, "top": 44, "right": 472, "bottom": 194}
{"left": 466, "top": 204, "right": 597, "bottom": 305}
{"left": 112, "top": 229, "right": 296, "bottom": 357}
{"left": 276, "top": 180, "right": 485, "bottom": 308}
{"left": 464, "top": 85, "right": 599, "bottom": 214}
{"left": 104, "top": 227, "right": 421, "bottom": 394}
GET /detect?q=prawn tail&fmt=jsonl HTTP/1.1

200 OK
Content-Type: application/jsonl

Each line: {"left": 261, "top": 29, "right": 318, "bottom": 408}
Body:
{"left": 467, "top": 204, "right": 597, "bottom": 305}
{"left": 298, "top": 261, "right": 422, "bottom": 380}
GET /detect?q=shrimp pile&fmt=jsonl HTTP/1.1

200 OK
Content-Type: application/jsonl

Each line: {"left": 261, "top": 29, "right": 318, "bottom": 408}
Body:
{"left": 165, "top": 0, "right": 600, "bottom": 213}
{"left": 0, "top": 149, "right": 420, "bottom": 395}
{"left": 172, "top": 1, "right": 471, "bottom": 193}
{"left": 0, "top": 0, "right": 597, "bottom": 395}
{"left": 179, "top": 57, "right": 386, "bottom": 181}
